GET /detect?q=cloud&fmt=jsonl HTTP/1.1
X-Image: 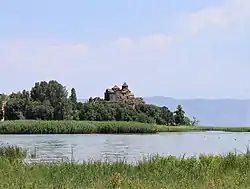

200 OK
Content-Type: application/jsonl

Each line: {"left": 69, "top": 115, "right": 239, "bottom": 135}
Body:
{"left": 185, "top": 0, "right": 250, "bottom": 34}
{"left": 115, "top": 37, "right": 135, "bottom": 50}
{"left": 48, "top": 43, "right": 88, "bottom": 56}
{"left": 0, "top": 0, "right": 249, "bottom": 98}
{"left": 2, "top": 40, "right": 89, "bottom": 72}
{"left": 114, "top": 34, "right": 175, "bottom": 53}
{"left": 113, "top": 0, "right": 249, "bottom": 53}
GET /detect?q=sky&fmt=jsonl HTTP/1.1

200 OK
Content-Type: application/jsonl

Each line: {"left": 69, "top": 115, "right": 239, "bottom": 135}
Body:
{"left": 0, "top": 0, "right": 249, "bottom": 99}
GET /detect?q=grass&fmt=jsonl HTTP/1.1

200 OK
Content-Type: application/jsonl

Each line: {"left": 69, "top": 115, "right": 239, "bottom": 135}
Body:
{"left": 198, "top": 126, "right": 250, "bottom": 132}
{"left": 156, "top": 125, "right": 250, "bottom": 132}
{"left": 0, "top": 144, "right": 27, "bottom": 161}
{"left": 1, "top": 145, "right": 250, "bottom": 189}
{"left": 0, "top": 120, "right": 249, "bottom": 134}
{"left": 0, "top": 120, "right": 159, "bottom": 134}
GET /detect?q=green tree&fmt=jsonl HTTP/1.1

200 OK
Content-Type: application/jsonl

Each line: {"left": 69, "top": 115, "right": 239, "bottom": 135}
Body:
{"left": 0, "top": 80, "right": 194, "bottom": 126}
{"left": 25, "top": 101, "right": 54, "bottom": 120}
{"left": 30, "top": 80, "right": 71, "bottom": 120}
{"left": 69, "top": 88, "right": 77, "bottom": 110}
{"left": 161, "top": 106, "right": 175, "bottom": 125}
{"left": 174, "top": 105, "right": 185, "bottom": 125}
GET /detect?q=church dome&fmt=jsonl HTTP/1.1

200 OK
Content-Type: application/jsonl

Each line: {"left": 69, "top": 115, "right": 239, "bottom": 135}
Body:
{"left": 122, "top": 82, "right": 128, "bottom": 88}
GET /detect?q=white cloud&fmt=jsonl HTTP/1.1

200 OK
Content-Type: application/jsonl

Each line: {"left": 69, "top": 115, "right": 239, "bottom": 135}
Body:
{"left": 139, "top": 35, "right": 175, "bottom": 48}
{"left": 115, "top": 37, "right": 135, "bottom": 50}
{"left": 2, "top": 40, "right": 89, "bottom": 72}
{"left": 114, "top": 34, "right": 175, "bottom": 53}
{"left": 185, "top": 0, "right": 250, "bottom": 34}
{"left": 113, "top": 0, "right": 249, "bottom": 53}
{"left": 0, "top": 0, "right": 249, "bottom": 98}
{"left": 47, "top": 43, "right": 88, "bottom": 56}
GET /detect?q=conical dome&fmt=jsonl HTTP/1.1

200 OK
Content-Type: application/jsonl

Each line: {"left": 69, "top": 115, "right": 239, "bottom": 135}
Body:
{"left": 122, "top": 82, "right": 128, "bottom": 88}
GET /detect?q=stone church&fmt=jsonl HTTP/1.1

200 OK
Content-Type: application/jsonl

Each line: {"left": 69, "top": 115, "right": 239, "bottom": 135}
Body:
{"left": 104, "top": 82, "right": 135, "bottom": 102}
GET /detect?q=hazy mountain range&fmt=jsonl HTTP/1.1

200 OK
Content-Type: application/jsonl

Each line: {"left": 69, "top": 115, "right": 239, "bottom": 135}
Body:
{"left": 144, "top": 97, "right": 250, "bottom": 127}
{"left": 79, "top": 97, "right": 250, "bottom": 127}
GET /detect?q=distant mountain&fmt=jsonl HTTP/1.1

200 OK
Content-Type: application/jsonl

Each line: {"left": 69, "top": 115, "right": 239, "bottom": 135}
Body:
{"left": 144, "top": 97, "right": 250, "bottom": 127}
{"left": 78, "top": 97, "right": 250, "bottom": 127}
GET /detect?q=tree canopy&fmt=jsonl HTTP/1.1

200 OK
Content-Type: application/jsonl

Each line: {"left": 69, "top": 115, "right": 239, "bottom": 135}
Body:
{"left": 0, "top": 80, "right": 196, "bottom": 126}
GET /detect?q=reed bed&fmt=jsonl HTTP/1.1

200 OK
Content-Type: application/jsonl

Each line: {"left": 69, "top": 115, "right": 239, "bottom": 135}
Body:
{"left": 0, "top": 120, "right": 159, "bottom": 134}
{"left": 156, "top": 125, "right": 250, "bottom": 132}
{"left": 0, "top": 144, "right": 27, "bottom": 160}
{"left": 199, "top": 126, "right": 250, "bottom": 132}
{"left": 0, "top": 120, "right": 249, "bottom": 134}
{"left": 0, "top": 150, "right": 250, "bottom": 189}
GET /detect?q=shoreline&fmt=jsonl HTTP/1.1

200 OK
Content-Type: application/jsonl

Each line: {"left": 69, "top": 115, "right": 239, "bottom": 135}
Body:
{"left": 0, "top": 120, "right": 249, "bottom": 134}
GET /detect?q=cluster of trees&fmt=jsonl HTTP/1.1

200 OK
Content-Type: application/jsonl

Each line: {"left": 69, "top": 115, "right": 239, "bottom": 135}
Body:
{"left": 0, "top": 80, "right": 198, "bottom": 126}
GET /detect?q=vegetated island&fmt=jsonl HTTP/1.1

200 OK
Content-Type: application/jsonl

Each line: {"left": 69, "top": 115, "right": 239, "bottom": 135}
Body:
{"left": 1, "top": 144, "right": 250, "bottom": 188}
{"left": 0, "top": 80, "right": 249, "bottom": 134}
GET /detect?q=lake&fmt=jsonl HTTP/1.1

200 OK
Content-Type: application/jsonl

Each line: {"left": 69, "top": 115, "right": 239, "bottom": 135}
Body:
{"left": 0, "top": 132, "right": 249, "bottom": 163}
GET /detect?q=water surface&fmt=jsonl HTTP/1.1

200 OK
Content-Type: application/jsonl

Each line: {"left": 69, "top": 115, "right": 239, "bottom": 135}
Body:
{"left": 0, "top": 132, "right": 249, "bottom": 163}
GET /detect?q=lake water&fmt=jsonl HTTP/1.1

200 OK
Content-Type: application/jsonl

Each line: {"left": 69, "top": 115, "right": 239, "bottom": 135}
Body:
{"left": 0, "top": 132, "right": 250, "bottom": 163}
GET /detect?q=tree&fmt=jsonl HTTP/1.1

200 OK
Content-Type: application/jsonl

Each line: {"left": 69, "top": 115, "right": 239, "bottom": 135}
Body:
{"left": 0, "top": 80, "right": 195, "bottom": 126}
{"left": 25, "top": 101, "right": 54, "bottom": 120}
{"left": 30, "top": 80, "right": 71, "bottom": 120}
{"left": 69, "top": 88, "right": 77, "bottom": 110}
{"left": 191, "top": 116, "right": 199, "bottom": 126}
{"left": 174, "top": 105, "right": 185, "bottom": 125}
{"left": 0, "top": 94, "right": 8, "bottom": 121}
{"left": 161, "top": 106, "right": 175, "bottom": 125}
{"left": 5, "top": 97, "right": 26, "bottom": 120}
{"left": 30, "top": 81, "right": 48, "bottom": 102}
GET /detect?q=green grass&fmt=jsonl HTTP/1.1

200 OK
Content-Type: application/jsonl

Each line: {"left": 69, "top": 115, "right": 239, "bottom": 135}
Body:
{"left": 0, "top": 144, "right": 27, "bottom": 162}
{"left": 0, "top": 120, "right": 159, "bottom": 134}
{"left": 0, "top": 120, "right": 249, "bottom": 134}
{"left": 156, "top": 125, "right": 250, "bottom": 132}
{"left": 199, "top": 126, "right": 250, "bottom": 132}
{"left": 1, "top": 149, "right": 250, "bottom": 189}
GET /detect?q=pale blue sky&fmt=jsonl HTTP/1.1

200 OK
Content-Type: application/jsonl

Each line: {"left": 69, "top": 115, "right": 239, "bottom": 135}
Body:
{"left": 0, "top": 0, "right": 249, "bottom": 99}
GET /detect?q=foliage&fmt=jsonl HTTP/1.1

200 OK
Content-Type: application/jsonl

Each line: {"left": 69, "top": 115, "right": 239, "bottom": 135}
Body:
{"left": 155, "top": 125, "right": 250, "bottom": 132}
{"left": 174, "top": 105, "right": 185, "bottom": 125}
{"left": 0, "top": 120, "right": 249, "bottom": 134}
{"left": 0, "top": 93, "right": 8, "bottom": 103}
{"left": 0, "top": 144, "right": 27, "bottom": 160}
{"left": 0, "top": 120, "right": 159, "bottom": 134}
{"left": 1, "top": 80, "right": 195, "bottom": 126}
{"left": 1, "top": 152, "right": 250, "bottom": 188}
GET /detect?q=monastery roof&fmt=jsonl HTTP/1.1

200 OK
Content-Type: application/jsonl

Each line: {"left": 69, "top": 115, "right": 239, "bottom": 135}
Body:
{"left": 122, "top": 82, "right": 128, "bottom": 87}
{"left": 112, "top": 85, "right": 120, "bottom": 89}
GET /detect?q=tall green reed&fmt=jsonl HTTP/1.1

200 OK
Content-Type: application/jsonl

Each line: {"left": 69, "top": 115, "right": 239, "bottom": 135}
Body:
{"left": 0, "top": 144, "right": 27, "bottom": 160}
{"left": 1, "top": 152, "right": 250, "bottom": 188}
{"left": 0, "top": 120, "right": 158, "bottom": 134}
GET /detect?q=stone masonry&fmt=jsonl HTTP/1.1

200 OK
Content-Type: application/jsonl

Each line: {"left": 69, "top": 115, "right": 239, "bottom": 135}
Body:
{"left": 104, "top": 82, "right": 135, "bottom": 102}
